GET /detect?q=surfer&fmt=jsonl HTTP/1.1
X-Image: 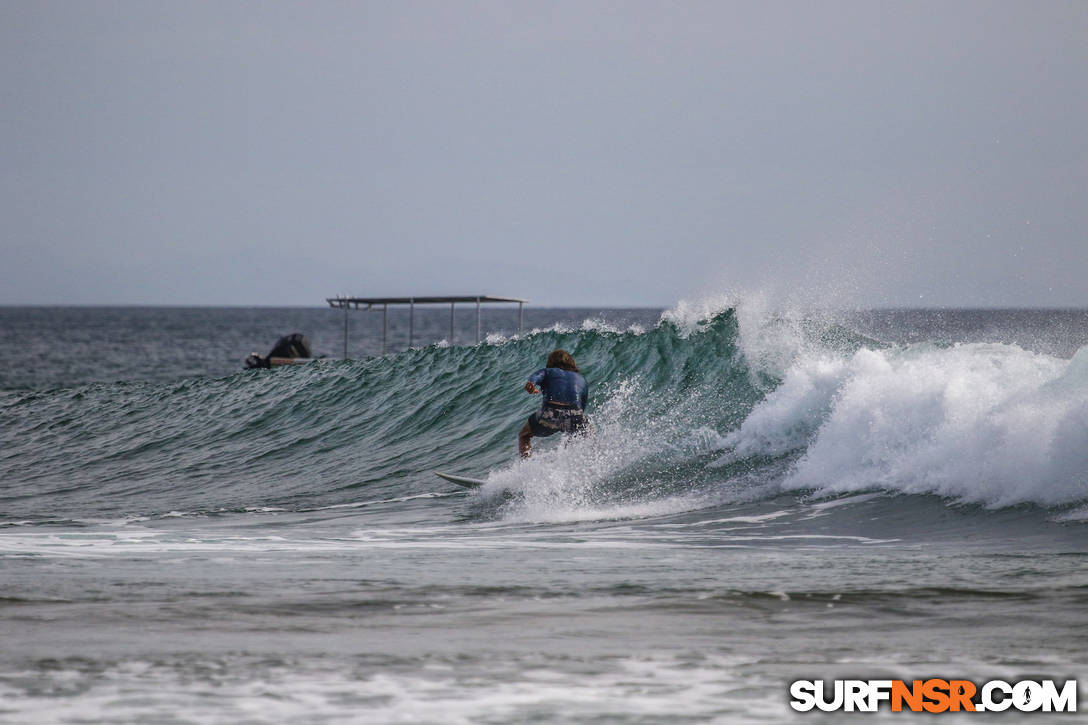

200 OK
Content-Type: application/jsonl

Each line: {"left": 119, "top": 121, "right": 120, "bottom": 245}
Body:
{"left": 519, "top": 349, "right": 589, "bottom": 457}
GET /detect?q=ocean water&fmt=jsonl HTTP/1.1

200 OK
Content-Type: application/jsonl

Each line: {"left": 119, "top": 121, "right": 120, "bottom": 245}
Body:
{"left": 1, "top": 302, "right": 1087, "bottom": 723}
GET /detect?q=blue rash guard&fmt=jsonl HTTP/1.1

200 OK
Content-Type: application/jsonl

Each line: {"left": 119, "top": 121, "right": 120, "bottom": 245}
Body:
{"left": 528, "top": 367, "right": 588, "bottom": 410}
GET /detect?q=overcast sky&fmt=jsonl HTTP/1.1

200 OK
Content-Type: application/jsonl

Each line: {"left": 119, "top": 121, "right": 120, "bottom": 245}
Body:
{"left": 1, "top": 0, "right": 1085, "bottom": 307}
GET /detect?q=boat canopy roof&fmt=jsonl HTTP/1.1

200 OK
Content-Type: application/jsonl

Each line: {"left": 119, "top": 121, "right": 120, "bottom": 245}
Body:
{"left": 327, "top": 295, "right": 527, "bottom": 309}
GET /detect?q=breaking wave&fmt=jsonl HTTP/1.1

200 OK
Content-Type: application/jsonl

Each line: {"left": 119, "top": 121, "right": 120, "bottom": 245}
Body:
{"left": 2, "top": 299, "right": 1086, "bottom": 525}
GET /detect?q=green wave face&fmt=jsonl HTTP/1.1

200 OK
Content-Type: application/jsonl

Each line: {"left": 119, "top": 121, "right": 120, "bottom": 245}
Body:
{"left": 0, "top": 310, "right": 763, "bottom": 518}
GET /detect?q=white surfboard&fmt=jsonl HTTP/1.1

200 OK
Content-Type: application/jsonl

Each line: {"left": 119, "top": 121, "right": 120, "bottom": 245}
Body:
{"left": 434, "top": 471, "right": 488, "bottom": 489}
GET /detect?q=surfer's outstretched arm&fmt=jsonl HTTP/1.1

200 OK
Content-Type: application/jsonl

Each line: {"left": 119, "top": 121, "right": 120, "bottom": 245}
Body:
{"left": 526, "top": 368, "right": 548, "bottom": 395}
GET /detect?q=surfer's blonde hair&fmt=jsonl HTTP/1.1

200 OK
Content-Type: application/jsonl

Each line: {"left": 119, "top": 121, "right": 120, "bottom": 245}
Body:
{"left": 546, "top": 349, "right": 579, "bottom": 373}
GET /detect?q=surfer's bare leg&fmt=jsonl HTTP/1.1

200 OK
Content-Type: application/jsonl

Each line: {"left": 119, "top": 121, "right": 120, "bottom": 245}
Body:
{"left": 519, "top": 423, "right": 533, "bottom": 457}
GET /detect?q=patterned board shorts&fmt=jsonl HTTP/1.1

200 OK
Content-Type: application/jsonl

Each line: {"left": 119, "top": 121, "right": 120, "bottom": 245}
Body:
{"left": 528, "top": 405, "right": 588, "bottom": 437}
